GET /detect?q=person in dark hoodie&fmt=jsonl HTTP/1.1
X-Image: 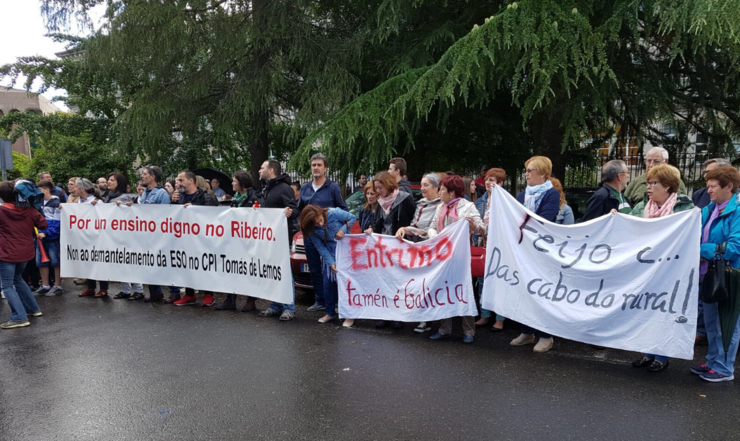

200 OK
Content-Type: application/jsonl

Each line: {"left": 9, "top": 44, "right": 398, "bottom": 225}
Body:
{"left": 215, "top": 170, "right": 260, "bottom": 311}
{"left": 172, "top": 170, "right": 218, "bottom": 307}
{"left": 364, "top": 171, "right": 416, "bottom": 329}
{"left": 256, "top": 160, "right": 299, "bottom": 321}
{"left": 0, "top": 181, "right": 48, "bottom": 329}
{"left": 389, "top": 157, "right": 412, "bottom": 195}
{"left": 581, "top": 160, "right": 631, "bottom": 222}
{"left": 298, "top": 153, "right": 347, "bottom": 312}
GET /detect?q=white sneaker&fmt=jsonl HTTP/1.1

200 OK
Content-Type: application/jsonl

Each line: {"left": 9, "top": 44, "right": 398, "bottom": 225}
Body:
{"left": 414, "top": 322, "right": 431, "bottom": 333}
{"left": 533, "top": 337, "right": 554, "bottom": 353}
{"left": 510, "top": 333, "right": 536, "bottom": 346}
{"left": 1, "top": 290, "right": 5, "bottom": 299}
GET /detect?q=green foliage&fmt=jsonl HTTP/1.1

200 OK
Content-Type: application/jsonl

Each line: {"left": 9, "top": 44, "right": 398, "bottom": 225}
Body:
{"left": 28, "top": 130, "right": 135, "bottom": 184}
{"left": 7, "top": 151, "right": 33, "bottom": 180}
{"left": 4, "top": 0, "right": 740, "bottom": 186}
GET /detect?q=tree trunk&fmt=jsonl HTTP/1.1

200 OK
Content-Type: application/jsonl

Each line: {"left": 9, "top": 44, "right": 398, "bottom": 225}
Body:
{"left": 530, "top": 113, "right": 567, "bottom": 182}
{"left": 249, "top": 111, "right": 269, "bottom": 191}
{"left": 248, "top": 0, "right": 270, "bottom": 191}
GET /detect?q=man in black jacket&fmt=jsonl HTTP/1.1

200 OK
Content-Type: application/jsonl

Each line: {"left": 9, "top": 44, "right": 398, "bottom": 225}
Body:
{"left": 257, "top": 160, "right": 299, "bottom": 321}
{"left": 581, "top": 160, "right": 631, "bottom": 222}
{"left": 172, "top": 170, "right": 218, "bottom": 307}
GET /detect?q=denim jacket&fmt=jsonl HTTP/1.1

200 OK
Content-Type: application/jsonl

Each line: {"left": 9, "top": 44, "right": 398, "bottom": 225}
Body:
{"left": 308, "top": 208, "right": 356, "bottom": 267}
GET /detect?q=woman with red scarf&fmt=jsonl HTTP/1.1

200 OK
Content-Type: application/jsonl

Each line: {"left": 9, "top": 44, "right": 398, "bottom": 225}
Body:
{"left": 426, "top": 175, "right": 486, "bottom": 344}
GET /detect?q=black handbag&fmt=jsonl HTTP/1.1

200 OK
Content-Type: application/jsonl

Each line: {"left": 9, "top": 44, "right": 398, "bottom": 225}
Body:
{"left": 701, "top": 243, "right": 730, "bottom": 304}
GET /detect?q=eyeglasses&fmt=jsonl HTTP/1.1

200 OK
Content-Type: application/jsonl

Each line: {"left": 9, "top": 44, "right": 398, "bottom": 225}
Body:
{"left": 646, "top": 181, "right": 662, "bottom": 188}
{"left": 525, "top": 168, "right": 538, "bottom": 174}
{"left": 645, "top": 159, "right": 664, "bottom": 165}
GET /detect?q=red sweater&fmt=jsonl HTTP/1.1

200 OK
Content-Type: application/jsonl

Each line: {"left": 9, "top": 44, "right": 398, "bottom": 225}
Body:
{"left": 0, "top": 204, "right": 47, "bottom": 263}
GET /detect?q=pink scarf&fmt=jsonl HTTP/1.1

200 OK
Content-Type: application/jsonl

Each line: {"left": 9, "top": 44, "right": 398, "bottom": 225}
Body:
{"left": 379, "top": 189, "right": 399, "bottom": 215}
{"left": 643, "top": 192, "right": 678, "bottom": 219}
{"left": 437, "top": 198, "right": 461, "bottom": 232}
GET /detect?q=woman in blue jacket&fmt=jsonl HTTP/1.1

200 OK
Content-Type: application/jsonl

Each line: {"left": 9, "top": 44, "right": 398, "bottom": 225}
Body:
{"left": 300, "top": 205, "right": 356, "bottom": 325}
{"left": 511, "top": 156, "right": 561, "bottom": 353}
{"left": 694, "top": 166, "right": 740, "bottom": 382}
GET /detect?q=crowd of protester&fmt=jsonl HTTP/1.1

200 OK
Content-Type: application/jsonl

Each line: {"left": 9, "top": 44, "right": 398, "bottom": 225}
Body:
{"left": 1, "top": 148, "right": 740, "bottom": 383}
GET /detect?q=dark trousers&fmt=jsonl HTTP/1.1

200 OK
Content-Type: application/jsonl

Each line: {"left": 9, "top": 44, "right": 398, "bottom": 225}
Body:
{"left": 304, "top": 238, "right": 325, "bottom": 306}
{"left": 86, "top": 279, "right": 109, "bottom": 291}
{"left": 521, "top": 324, "right": 551, "bottom": 339}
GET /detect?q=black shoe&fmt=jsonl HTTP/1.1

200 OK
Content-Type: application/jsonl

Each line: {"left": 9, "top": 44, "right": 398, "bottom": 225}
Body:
{"left": 392, "top": 321, "right": 404, "bottom": 329}
{"left": 647, "top": 360, "right": 669, "bottom": 373}
{"left": 215, "top": 294, "right": 237, "bottom": 311}
{"left": 144, "top": 292, "right": 164, "bottom": 303}
{"left": 632, "top": 357, "right": 653, "bottom": 368}
{"left": 375, "top": 320, "right": 387, "bottom": 329}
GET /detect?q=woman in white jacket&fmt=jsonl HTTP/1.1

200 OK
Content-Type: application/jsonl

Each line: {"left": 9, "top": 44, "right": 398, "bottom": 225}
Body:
{"left": 403, "top": 174, "right": 485, "bottom": 344}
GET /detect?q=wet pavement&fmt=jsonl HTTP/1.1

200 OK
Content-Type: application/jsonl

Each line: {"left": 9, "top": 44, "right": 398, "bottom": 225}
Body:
{"left": 1, "top": 280, "right": 739, "bottom": 441}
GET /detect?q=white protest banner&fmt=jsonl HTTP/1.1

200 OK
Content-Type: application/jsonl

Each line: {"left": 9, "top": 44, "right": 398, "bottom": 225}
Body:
{"left": 481, "top": 186, "right": 700, "bottom": 359}
{"left": 61, "top": 203, "right": 293, "bottom": 303}
{"left": 336, "top": 221, "right": 478, "bottom": 321}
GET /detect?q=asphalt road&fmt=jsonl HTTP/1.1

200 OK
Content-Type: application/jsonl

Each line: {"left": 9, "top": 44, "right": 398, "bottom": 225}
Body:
{"left": 1, "top": 281, "right": 739, "bottom": 441}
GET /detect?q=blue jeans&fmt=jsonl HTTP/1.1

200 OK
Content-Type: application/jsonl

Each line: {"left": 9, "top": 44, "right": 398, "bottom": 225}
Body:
{"left": 36, "top": 240, "right": 60, "bottom": 267}
{"left": 704, "top": 301, "right": 740, "bottom": 376}
{"left": 697, "top": 298, "right": 707, "bottom": 338}
{"left": 304, "top": 238, "right": 325, "bottom": 306}
{"left": 645, "top": 354, "right": 669, "bottom": 363}
{"left": 323, "top": 270, "right": 338, "bottom": 317}
{"left": 269, "top": 278, "right": 296, "bottom": 313}
{"left": 0, "top": 260, "right": 39, "bottom": 322}
{"left": 477, "top": 278, "right": 505, "bottom": 321}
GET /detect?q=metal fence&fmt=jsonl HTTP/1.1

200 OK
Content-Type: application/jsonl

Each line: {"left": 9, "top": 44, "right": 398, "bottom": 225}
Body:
{"left": 561, "top": 152, "right": 734, "bottom": 192}
{"left": 286, "top": 151, "right": 736, "bottom": 198}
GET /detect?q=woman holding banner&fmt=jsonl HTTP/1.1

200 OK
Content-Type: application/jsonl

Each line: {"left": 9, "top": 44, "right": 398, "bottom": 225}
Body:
{"left": 474, "top": 168, "right": 508, "bottom": 332}
{"left": 215, "top": 171, "right": 260, "bottom": 311}
{"left": 511, "top": 156, "right": 560, "bottom": 353}
{"left": 424, "top": 175, "right": 485, "bottom": 344}
{"left": 629, "top": 164, "right": 694, "bottom": 373}
{"left": 366, "top": 171, "right": 416, "bottom": 329}
{"left": 396, "top": 172, "right": 443, "bottom": 333}
{"left": 301, "top": 205, "right": 356, "bottom": 325}
{"left": 97, "top": 173, "right": 144, "bottom": 300}
{"left": 0, "top": 181, "right": 48, "bottom": 329}
{"left": 692, "top": 166, "right": 740, "bottom": 382}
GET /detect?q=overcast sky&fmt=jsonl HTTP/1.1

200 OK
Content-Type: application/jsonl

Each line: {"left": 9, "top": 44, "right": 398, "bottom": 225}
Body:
{"left": 0, "top": 0, "right": 104, "bottom": 111}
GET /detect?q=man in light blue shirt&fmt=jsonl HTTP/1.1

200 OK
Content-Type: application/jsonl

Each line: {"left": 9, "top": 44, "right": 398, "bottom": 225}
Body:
{"left": 210, "top": 178, "right": 226, "bottom": 200}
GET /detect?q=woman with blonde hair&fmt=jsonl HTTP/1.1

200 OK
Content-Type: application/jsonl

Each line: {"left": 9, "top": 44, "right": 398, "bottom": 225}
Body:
{"left": 196, "top": 175, "right": 216, "bottom": 200}
{"left": 510, "top": 156, "right": 561, "bottom": 353}
{"left": 550, "top": 177, "right": 574, "bottom": 225}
